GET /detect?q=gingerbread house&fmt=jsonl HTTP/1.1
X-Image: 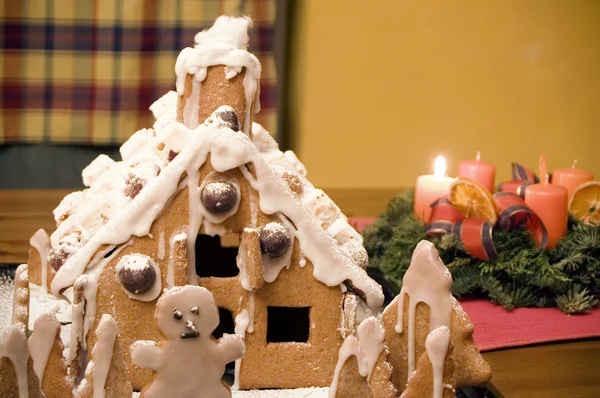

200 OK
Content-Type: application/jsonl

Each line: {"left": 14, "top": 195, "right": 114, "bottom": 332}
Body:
{"left": 25, "top": 16, "right": 383, "bottom": 392}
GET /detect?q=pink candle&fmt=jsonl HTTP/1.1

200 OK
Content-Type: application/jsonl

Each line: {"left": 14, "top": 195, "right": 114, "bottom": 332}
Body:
{"left": 552, "top": 161, "right": 593, "bottom": 199}
{"left": 524, "top": 155, "right": 568, "bottom": 249}
{"left": 457, "top": 151, "right": 496, "bottom": 193}
{"left": 414, "top": 156, "right": 454, "bottom": 222}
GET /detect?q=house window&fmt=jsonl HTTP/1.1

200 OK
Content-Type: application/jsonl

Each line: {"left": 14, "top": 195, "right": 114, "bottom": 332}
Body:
{"left": 195, "top": 233, "right": 239, "bottom": 278}
{"left": 267, "top": 306, "right": 310, "bottom": 343}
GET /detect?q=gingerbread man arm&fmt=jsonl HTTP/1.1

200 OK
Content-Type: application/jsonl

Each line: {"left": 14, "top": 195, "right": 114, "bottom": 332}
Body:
{"left": 217, "top": 334, "right": 245, "bottom": 364}
{"left": 130, "top": 340, "right": 163, "bottom": 371}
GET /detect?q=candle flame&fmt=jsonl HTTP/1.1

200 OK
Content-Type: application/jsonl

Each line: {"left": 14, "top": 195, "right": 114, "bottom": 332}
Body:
{"left": 434, "top": 156, "right": 446, "bottom": 179}
{"left": 572, "top": 159, "right": 578, "bottom": 169}
{"left": 476, "top": 151, "right": 481, "bottom": 161}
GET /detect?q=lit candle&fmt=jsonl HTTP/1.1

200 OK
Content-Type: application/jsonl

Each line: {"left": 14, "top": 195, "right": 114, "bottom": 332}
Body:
{"left": 524, "top": 154, "right": 568, "bottom": 249}
{"left": 414, "top": 156, "right": 454, "bottom": 222}
{"left": 457, "top": 151, "right": 496, "bottom": 193}
{"left": 552, "top": 160, "right": 593, "bottom": 199}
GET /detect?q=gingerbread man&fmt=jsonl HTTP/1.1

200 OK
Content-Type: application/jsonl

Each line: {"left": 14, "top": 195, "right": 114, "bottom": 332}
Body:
{"left": 130, "top": 285, "right": 245, "bottom": 398}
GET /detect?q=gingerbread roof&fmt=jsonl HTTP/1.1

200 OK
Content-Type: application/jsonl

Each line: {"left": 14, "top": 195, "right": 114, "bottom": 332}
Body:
{"left": 45, "top": 17, "right": 384, "bottom": 313}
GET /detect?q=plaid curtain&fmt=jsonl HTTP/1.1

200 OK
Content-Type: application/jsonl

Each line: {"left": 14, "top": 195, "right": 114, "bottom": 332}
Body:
{"left": 0, "top": 0, "right": 277, "bottom": 145}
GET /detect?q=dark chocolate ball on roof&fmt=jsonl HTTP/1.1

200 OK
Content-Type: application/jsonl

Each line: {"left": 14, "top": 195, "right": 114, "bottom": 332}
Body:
{"left": 259, "top": 222, "right": 291, "bottom": 258}
{"left": 201, "top": 181, "right": 238, "bottom": 214}
{"left": 118, "top": 257, "right": 156, "bottom": 294}
{"left": 216, "top": 109, "right": 240, "bottom": 132}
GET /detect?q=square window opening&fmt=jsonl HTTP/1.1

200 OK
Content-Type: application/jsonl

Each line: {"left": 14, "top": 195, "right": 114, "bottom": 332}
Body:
{"left": 267, "top": 306, "right": 310, "bottom": 343}
{"left": 195, "top": 233, "right": 239, "bottom": 278}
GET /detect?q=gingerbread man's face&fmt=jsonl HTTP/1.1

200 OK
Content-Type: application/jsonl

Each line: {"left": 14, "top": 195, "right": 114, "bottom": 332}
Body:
{"left": 155, "top": 286, "right": 220, "bottom": 341}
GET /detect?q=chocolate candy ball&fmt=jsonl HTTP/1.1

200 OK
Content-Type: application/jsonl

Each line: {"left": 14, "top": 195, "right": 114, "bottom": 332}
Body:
{"left": 216, "top": 110, "right": 240, "bottom": 132}
{"left": 259, "top": 222, "right": 291, "bottom": 258}
{"left": 118, "top": 261, "right": 156, "bottom": 294}
{"left": 201, "top": 181, "right": 238, "bottom": 214}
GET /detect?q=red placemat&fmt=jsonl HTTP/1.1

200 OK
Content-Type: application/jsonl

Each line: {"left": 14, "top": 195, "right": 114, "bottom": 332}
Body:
{"left": 350, "top": 217, "right": 600, "bottom": 351}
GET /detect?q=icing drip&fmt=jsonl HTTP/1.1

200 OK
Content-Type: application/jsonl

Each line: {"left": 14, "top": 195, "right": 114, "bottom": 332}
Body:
{"left": 157, "top": 231, "right": 165, "bottom": 260}
{"left": 299, "top": 254, "right": 307, "bottom": 268}
{"left": 233, "top": 309, "right": 250, "bottom": 390}
{"left": 168, "top": 232, "right": 187, "bottom": 288}
{"left": 183, "top": 79, "right": 201, "bottom": 128}
{"left": 395, "top": 240, "right": 453, "bottom": 378}
{"left": 0, "top": 326, "right": 30, "bottom": 398}
{"left": 328, "top": 336, "right": 368, "bottom": 398}
{"left": 425, "top": 326, "right": 452, "bottom": 398}
{"left": 28, "top": 312, "right": 60, "bottom": 385}
{"left": 356, "top": 317, "right": 385, "bottom": 381}
{"left": 237, "top": 229, "right": 253, "bottom": 291}
{"left": 91, "top": 314, "right": 119, "bottom": 398}
{"left": 30, "top": 229, "right": 51, "bottom": 293}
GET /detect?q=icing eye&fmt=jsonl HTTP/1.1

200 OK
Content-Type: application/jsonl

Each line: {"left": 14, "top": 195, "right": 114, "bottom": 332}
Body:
{"left": 216, "top": 109, "right": 240, "bottom": 132}
{"left": 118, "top": 259, "right": 156, "bottom": 294}
{"left": 173, "top": 309, "right": 183, "bottom": 320}
{"left": 201, "top": 181, "right": 238, "bottom": 214}
{"left": 190, "top": 306, "right": 199, "bottom": 314}
{"left": 259, "top": 222, "right": 291, "bottom": 258}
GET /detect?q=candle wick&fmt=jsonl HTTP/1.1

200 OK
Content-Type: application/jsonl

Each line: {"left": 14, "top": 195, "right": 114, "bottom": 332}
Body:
{"left": 572, "top": 159, "right": 578, "bottom": 169}
{"left": 476, "top": 151, "right": 481, "bottom": 161}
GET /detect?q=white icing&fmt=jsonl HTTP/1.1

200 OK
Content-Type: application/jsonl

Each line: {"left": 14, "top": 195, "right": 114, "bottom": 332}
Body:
{"left": 233, "top": 309, "right": 250, "bottom": 390}
{"left": 157, "top": 231, "right": 165, "bottom": 261}
{"left": 28, "top": 312, "right": 60, "bottom": 385}
{"left": 237, "top": 229, "right": 254, "bottom": 291}
{"left": 167, "top": 231, "right": 187, "bottom": 288}
{"left": 194, "top": 16, "right": 251, "bottom": 50}
{"left": 395, "top": 240, "right": 453, "bottom": 378}
{"left": 356, "top": 317, "right": 385, "bottom": 381}
{"left": 83, "top": 155, "right": 116, "bottom": 187}
{"left": 90, "top": 314, "right": 119, "bottom": 398}
{"left": 149, "top": 90, "right": 178, "bottom": 120}
{"left": 115, "top": 254, "right": 162, "bottom": 301}
{"left": 426, "top": 326, "right": 452, "bottom": 398}
{"left": 0, "top": 326, "right": 30, "bottom": 398}
{"left": 183, "top": 79, "right": 201, "bottom": 128}
{"left": 30, "top": 229, "right": 51, "bottom": 293}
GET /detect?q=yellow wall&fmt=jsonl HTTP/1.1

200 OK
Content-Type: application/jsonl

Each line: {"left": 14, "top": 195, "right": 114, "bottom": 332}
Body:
{"left": 289, "top": 0, "right": 600, "bottom": 188}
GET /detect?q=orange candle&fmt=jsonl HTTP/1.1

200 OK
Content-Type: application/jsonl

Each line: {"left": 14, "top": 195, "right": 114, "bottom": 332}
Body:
{"left": 414, "top": 156, "right": 454, "bottom": 222}
{"left": 524, "top": 154, "right": 568, "bottom": 248}
{"left": 552, "top": 160, "right": 593, "bottom": 199}
{"left": 457, "top": 151, "right": 496, "bottom": 193}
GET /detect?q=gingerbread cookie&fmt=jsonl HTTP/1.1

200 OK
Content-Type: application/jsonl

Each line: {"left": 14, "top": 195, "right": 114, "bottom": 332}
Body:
{"left": 78, "top": 314, "right": 133, "bottom": 398}
{"left": 0, "top": 325, "right": 44, "bottom": 398}
{"left": 330, "top": 316, "right": 397, "bottom": 398}
{"left": 400, "top": 326, "right": 456, "bottom": 398}
{"left": 28, "top": 312, "right": 73, "bottom": 397}
{"left": 382, "top": 240, "right": 492, "bottom": 393}
{"left": 131, "top": 285, "right": 245, "bottom": 397}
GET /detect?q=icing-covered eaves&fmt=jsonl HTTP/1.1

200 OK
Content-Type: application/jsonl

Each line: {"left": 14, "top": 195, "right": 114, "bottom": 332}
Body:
{"left": 49, "top": 104, "right": 383, "bottom": 312}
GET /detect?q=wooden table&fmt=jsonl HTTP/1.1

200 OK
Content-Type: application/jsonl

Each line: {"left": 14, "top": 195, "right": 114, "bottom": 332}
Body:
{"left": 1, "top": 189, "right": 599, "bottom": 397}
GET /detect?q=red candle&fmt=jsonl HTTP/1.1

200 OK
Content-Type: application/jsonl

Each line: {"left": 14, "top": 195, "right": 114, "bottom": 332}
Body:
{"left": 414, "top": 156, "right": 454, "bottom": 222}
{"left": 552, "top": 161, "right": 593, "bottom": 199}
{"left": 524, "top": 155, "right": 568, "bottom": 248}
{"left": 457, "top": 152, "right": 496, "bottom": 193}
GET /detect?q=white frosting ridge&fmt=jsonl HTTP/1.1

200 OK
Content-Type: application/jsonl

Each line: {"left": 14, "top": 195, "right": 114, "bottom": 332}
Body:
{"left": 0, "top": 326, "right": 31, "bottom": 398}
{"left": 395, "top": 240, "right": 453, "bottom": 378}
{"left": 28, "top": 312, "right": 60, "bottom": 385}
{"left": 425, "top": 326, "right": 452, "bottom": 398}
{"left": 88, "top": 314, "right": 119, "bottom": 398}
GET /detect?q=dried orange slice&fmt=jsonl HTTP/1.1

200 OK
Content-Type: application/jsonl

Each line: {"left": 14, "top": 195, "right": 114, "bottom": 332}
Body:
{"left": 449, "top": 177, "right": 498, "bottom": 223}
{"left": 568, "top": 181, "right": 600, "bottom": 225}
